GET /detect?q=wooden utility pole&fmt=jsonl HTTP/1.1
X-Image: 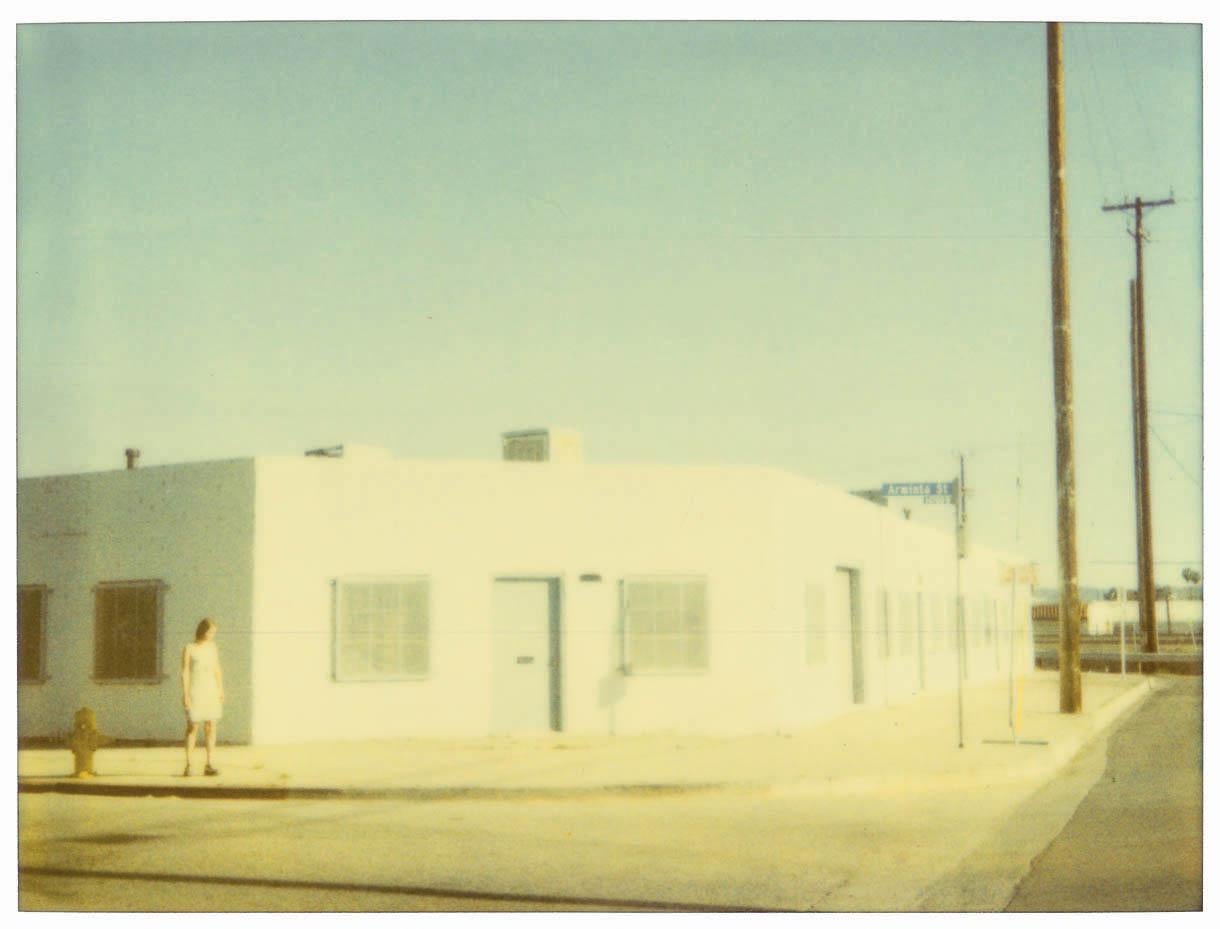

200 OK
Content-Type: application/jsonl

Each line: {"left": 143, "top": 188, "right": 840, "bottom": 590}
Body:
{"left": 1046, "top": 23, "right": 1082, "bottom": 713}
{"left": 1103, "top": 194, "right": 1174, "bottom": 653}
{"left": 1128, "top": 279, "right": 1145, "bottom": 641}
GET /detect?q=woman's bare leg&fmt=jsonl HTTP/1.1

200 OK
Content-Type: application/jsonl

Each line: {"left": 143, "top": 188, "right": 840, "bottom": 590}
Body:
{"left": 184, "top": 722, "right": 198, "bottom": 772}
{"left": 204, "top": 720, "right": 217, "bottom": 769}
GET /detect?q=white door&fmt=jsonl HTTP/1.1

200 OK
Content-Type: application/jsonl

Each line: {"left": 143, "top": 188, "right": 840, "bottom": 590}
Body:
{"left": 490, "top": 579, "right": 557, "bottom": 734}
{"left": 835, "top": 568, "right": 865, "bottom": 704}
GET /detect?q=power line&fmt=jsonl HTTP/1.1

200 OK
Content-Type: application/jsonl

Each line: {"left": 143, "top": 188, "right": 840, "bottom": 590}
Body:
{"left": 1109, "top": 24, "right": 1173, "bottom": 187}
{"left": 1149, "top": 424, "right": 1202, "bottom": 488}
{"left": 1080, "top": 27, "right": 1124, "bottom": 194}
{"left": 1151, "top": 408, "right": 1202, "bottom": 418}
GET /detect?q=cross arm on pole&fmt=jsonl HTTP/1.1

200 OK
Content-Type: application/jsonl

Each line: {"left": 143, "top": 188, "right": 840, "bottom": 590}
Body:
{"left": 1102, "top": 196, "right": 1176, "bottom": 213}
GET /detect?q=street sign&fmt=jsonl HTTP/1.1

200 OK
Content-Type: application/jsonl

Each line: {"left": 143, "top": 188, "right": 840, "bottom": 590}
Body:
{"left": 882, "top": 482, "right": 955, "bottom": 498}
{"left": 922, "top": 494, "right": 953, "bottom": 505}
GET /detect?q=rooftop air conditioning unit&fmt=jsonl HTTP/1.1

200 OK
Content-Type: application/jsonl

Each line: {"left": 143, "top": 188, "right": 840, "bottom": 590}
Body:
{"left": 501, "top": 428, "right": 583, "bottom": 463}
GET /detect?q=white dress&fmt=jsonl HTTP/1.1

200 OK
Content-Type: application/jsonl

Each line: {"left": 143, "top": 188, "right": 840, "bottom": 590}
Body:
{"left": 187, "top": 641, "right": 223, "bottom": 723}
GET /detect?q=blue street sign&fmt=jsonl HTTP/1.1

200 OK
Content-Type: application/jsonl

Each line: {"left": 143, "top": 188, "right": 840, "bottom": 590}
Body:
{"left": 881, "top": 481, "right": 955, "bottom": 497}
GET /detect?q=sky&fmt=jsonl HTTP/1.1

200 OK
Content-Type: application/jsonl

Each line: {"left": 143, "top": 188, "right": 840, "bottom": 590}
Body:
{"left": 14, "top": 16, "right": 1205, "bottom": 592}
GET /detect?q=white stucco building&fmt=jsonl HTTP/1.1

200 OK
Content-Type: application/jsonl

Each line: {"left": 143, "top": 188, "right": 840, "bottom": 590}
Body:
{"left": 17, "top": 431, "right": 1034, "bottom": 744}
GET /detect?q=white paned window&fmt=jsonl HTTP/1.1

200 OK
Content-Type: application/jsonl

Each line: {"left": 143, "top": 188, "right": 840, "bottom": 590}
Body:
{"left": 623, "top": 577, "right": 708, "bottom": 673}
{"left": 94, "top": 580, "right": 165, "bottom": 681}
{"left": 805, "top": 583, "right": 827, "bottom": 665}
{"left": 334, "top": 578, "right": 430, "bottom": 681}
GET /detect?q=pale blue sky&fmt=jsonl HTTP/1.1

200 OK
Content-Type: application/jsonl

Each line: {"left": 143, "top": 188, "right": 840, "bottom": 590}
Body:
{"left": 16, "top": 21, "right": 1203, "bottom": 589}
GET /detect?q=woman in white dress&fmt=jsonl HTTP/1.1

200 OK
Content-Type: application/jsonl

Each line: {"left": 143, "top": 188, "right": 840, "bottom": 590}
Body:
{"left": 182, "top": 618, "right": 225, "bottom": 776}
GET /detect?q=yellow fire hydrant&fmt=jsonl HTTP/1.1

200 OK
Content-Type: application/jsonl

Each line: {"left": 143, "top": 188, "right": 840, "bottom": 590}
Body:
{"left": 66, "top": 707, "right": 112, "bottom": 778}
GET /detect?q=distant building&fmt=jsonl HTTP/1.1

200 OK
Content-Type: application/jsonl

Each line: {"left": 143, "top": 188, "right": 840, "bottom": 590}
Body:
{"left": 18, "top": 431, "right": 1035, "bottom": 744}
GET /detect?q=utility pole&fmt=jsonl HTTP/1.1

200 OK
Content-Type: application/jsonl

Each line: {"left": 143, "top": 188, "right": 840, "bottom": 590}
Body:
{"left": 1045, "top": 23, "right": 1082, "bottom": 713}
{"left": 1103, "top": 194, "right": 1174, "bottom": 654}
{"left": 1128, "top": 279, "right": 1145, "bottom": 646}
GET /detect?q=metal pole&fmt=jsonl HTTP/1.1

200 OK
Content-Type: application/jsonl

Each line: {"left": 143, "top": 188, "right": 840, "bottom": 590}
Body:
{"left": 1046, "top": 22, "right": 1083, "bottom": 713}
{"left": 1119, "top": 606, "right": 1127, "bottom": 677}
{"left": 954, "top": 457, "right": 965, "bottom": 748}
{"left": 1008, "top": 571, "right": 1018, "bottom": 741}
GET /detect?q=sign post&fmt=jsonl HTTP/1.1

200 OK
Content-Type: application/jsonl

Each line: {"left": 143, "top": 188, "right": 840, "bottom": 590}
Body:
{"left": 880, "top": 470, "right": 963, "bottom": 746}
{"left": 953, "top": 458, "right": 966, "bottom": 749}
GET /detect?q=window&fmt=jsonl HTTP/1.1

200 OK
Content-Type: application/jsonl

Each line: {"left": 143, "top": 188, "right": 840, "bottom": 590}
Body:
{"left": 94, "top": 581, "right": 164, "bottom": 681}
{"left": 899, "top": 592, "right": 915, "bottom": 656}
{"left": 805, "top": 583, "right": 827, "bottom": 665}
{"left": 877, "top": 589, "right": 891, "bottom": 659}
{"left": 622, "top": 577, "right": 707, "bottom": 672}
{"left": 18, "top": 585, "right": 48, "bottom": 683}
{"left": 932, "top": 595, "right": 945, "bottom": 651}
{"left": 334, "top": 578, "right": 430, "bottom": 681}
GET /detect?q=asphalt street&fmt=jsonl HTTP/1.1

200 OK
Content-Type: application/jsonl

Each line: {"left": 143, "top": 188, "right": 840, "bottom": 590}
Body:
{"left": 1005, "top": 676, "right": 1203, "bottom": 911}
{"left": 17, "top": 676, "right": 1199, "bottom": 913}
{"left": 20, "top": 779, "right": 1037, "bottom": 911}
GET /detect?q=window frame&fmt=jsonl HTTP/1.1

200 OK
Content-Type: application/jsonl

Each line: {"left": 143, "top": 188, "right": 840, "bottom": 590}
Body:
{"left": 332, "top": 575, "right": 432, "bottom": 683}
{"left": 898, "top": 591, "right": 916, "bottom": 657}
{"left": 877, "top": 588, "right": 891, "bottom": 660}
{"left": 620, "top": 575, "right": 709, "bottom": 676}
{"left": 92, "top": 579, "right": 167, "bottom": 684}
{"left": 18, "top": 584, "right": 50, "bottom": 684}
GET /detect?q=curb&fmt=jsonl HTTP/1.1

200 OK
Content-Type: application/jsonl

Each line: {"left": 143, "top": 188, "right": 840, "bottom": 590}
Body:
{"left": 17, "top": 778, "right": 738, "bottom": 802}
{"left": 19, "top": 680, "right": 1157, "bottom": 804}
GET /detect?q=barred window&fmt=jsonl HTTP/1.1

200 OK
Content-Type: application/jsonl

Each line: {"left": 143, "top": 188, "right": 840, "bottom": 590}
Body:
{"left": 18, "top": 585, "right": 48, "bottom": 683}
{"left": 94, "top": 581, "right": 164, "bottom": 681}
{"left": 805, "top": 583, "right": 827, "bottom": 665}
{"left": 334, "top": 578, "right": 430, "bottom": 681}
{"left": 623, "top": 577, "right": 707, "bottom": 672}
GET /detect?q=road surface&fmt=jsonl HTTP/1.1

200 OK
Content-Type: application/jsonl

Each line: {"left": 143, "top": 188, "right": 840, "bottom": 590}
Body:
{"left": 1005, "top": 676, "right": 1202, "bottom": 911}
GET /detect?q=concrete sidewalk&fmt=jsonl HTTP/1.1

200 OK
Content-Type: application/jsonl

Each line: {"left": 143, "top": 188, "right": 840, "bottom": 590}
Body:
{"left": 18, "top": 671, "right": 1155, "bottom": 801}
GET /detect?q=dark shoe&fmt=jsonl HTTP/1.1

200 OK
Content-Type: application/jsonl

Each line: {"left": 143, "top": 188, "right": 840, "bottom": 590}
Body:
{"left": 204, "top": 765, "right": 219, "bottom": 776}
{"left": 183, "top": 764, "right": 192, "bottom": 777}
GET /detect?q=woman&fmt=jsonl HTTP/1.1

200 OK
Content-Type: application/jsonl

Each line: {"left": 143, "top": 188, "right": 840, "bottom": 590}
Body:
{"left": 182, "top": 618, "right": 224, "bottom": 776}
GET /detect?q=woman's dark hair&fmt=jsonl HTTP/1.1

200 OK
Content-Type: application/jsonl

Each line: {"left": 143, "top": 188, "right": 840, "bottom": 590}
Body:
{"left": 195, "top": 618, "right": 216, "bottom": 642}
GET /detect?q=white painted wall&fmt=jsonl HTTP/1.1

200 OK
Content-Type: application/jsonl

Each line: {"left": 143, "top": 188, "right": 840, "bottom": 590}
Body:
{"left": 17, "top": 461, "right": 255, "bottom": 742}
{"left": 249, "top": 457, "right": 784, "bottom": 741}
{"left": 248, "top": 455, "right": 1033, "bottom": 743}
{"left": 770, "top": 471, "right": 1033, "bottom": 729}
{"left": 18, "top": 451, "right": 1033, "bottom": 745}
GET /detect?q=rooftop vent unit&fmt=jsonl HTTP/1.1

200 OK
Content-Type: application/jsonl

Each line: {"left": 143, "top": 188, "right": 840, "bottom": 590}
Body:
{"left": 304, "top": 444, "right": 392, "bottom": 463}
{"left": 501, "top": 428, "right": 583, "bottom": 463}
